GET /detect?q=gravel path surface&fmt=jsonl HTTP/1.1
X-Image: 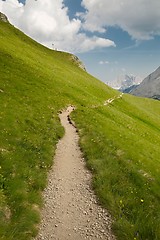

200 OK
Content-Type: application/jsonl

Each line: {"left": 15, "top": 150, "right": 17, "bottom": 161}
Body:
{"left": 35, "top": 106, "right": 116, "bottom": 240}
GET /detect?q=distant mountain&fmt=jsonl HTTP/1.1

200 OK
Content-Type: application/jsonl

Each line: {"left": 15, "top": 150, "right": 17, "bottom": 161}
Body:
{"left": 131, "top": 66, "right": 160, "bottom": 100}
{"left": 117, "top": 74, "right": 141, "bottom": 92}
{"left": 120, "top": 84, "right": 139, "bottom": 93}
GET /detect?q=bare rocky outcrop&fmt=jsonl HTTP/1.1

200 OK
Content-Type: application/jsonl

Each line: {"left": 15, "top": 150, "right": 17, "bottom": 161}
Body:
{"left": 71, "top": 55, "right": 86, "bottom": 71}
{"left": 0, "top": 12, "right": 9, "bottom": 23}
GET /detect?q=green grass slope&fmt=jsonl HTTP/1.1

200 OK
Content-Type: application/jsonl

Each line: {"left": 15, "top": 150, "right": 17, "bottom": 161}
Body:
{"left": 0, "top": 21, "right": 160, "bottom": 240}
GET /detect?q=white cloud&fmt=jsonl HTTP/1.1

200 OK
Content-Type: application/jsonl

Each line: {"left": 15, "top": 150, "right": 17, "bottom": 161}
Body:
{"left": 81, "top": 0, "right": 160, "bottom": 40}
{"left": 0, "top": 0, "right": 23, "bottom": 23}
{"left": 0, "top": 0, "right": 115, "bottom": 53}
{"left": 99, "top": 60, "right": 109, "bottom": 65}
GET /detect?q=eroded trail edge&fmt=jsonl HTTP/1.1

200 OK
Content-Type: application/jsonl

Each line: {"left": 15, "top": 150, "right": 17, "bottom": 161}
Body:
{"left": 36, "top": 106, "right": 116, "bottom": 240}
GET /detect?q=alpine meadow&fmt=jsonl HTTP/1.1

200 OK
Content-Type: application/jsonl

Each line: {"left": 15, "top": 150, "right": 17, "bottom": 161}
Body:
{"left": 0, "top": 19, "right": 160, "bottom": 240}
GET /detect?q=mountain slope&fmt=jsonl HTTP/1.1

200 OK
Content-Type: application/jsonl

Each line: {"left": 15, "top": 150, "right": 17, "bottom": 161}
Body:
{"left": 0, "top": 18, "right": 117, "bottom": 240}
{"left": 1, "top": 18, "right": 160, "bottom": 240}
{"left": 119, "top": 84, "right": 138, "bottom": 93}
{"left": 131, "top": 66, "right": 160, "bottom": 99}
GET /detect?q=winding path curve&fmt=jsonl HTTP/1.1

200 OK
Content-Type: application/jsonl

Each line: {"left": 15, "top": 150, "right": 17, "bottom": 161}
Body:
{"left": 35, "top": 106, "right": 116, "bottom": 240}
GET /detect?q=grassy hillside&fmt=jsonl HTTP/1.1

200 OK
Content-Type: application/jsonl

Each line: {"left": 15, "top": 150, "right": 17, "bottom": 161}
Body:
{"left": 0, "top": 20, "right": 160, "bottom": 240}
{"left": 73, "top": 95, "right": 160, "bottom": 239}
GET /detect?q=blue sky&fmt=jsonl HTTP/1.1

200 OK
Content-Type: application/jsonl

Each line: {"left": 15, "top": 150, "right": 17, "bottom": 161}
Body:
{"left": 1, "top": 0, "right": 160, "bottom": 87}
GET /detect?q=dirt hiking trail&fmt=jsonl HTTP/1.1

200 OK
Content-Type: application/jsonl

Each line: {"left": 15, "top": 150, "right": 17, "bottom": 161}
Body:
{"left": 35, "top": 106, "right": 116, "bottom": 240}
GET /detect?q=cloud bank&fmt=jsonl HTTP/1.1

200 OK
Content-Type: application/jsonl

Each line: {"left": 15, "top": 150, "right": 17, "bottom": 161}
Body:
{"left": 0, "top": 0, "right": 115, "bottom": 52}
{"left": 81, "top": 0, "right": 160, "bottom": 40}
